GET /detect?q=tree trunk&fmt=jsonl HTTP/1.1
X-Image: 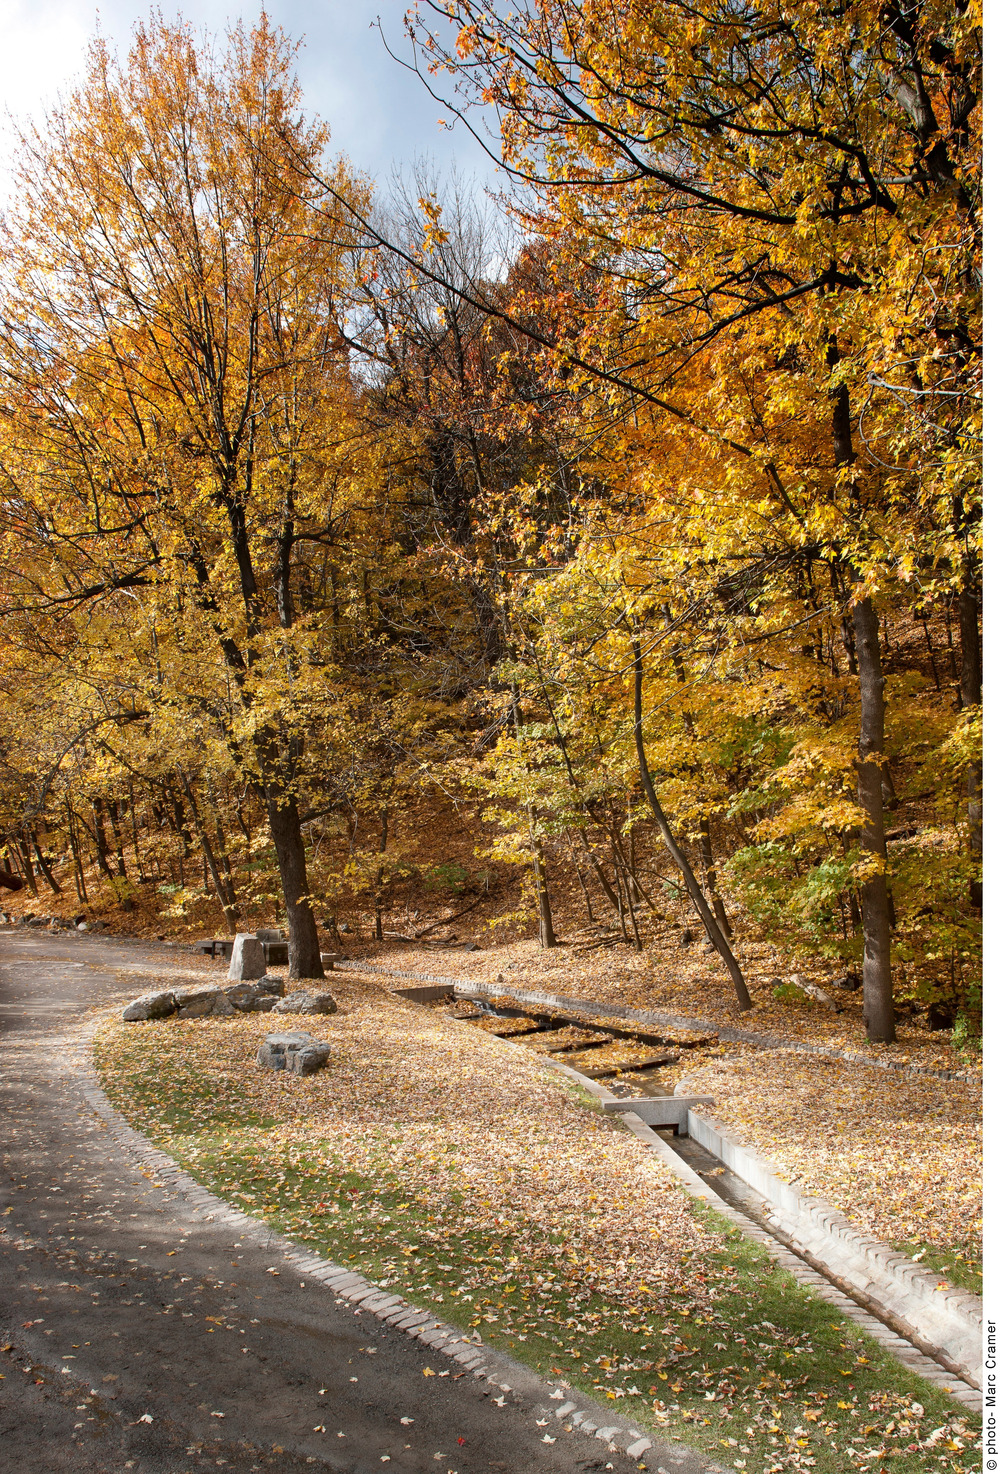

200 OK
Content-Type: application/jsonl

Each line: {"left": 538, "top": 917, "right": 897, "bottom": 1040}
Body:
{"left": 92, "top": 799, "right": 115, "bottom": 880}
{"left": 510, "top": 682, "right": 557, "bottom": 947}
{"left": 528, "top": 817, "right": 557, "bottom": 948}
{"left": 572, "top": 856, "right": 596, "bottom": 922}
{"left": 17, "top": 836, "right": 39, "bottom": 896}
{"left": 31, "top": 830, "right": 62, "bottom": 895}
{"left": 852, "top": 596, "right": 895, "bottom": 1043}
{"left": 957, "top": 574, "right": 982, "bottom": 907}
{"left": 829, "top": 338, "right": 895, "bottom": 1041}
{"left": 583, "top": 835, "right": 628, "bottom": 933}
{"left": 179, "top": 772, "right": 239, "bottom": 933}
{"left": 66, "top": 803, "right": 88, "bottom": 903}
{"left": 698, "top": 817, "right": 732, "bottom": 938}
{"left": 265, "top": 788, "right": 324, "bottom": 978}
{"left": 128, "top": 784, "right": 147, "bottom": 880}
{"left": 632, "top": 635, "right": 753, "bottom": 1010}
{"left": 374, "top": 807, "right": 389, "bottom": 942}
{"left": 108, "top": 802, "right": 128, "bottom": 878}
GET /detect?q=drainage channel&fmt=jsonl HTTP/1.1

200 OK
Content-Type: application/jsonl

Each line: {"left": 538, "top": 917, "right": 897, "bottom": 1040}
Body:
{"left": 444, "top": 993, "right": 718, "bottom": 1085}
{"left": 660, "top": 1131, "right": 980, "bottom": 1399}
{"left": 408, "top": 987, "right": 980, "bottom": 1410}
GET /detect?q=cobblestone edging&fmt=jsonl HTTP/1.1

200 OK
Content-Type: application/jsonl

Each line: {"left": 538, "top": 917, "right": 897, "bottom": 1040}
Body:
{"left": 325, "top": 959, "right": 978, "bottom": 1083}
{"left": 675, "top": 1096, "right": 983, "bottom": 1390}
{"left": 75, "top": 1028, "right": 731, "bottom": 1474}
{"left": 538, "top": 1054, "right": 982, "bottom": 1414}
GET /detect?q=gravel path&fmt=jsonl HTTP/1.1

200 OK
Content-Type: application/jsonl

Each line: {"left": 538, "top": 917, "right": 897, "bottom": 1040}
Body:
{"left": 0, "top": 929, "right": 722, "bottom": 1474}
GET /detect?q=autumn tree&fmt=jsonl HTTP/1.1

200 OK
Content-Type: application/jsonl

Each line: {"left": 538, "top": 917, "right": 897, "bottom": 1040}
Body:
{"left": 0, "top": 15, "right": 377, "bottom": 974}
{"left": 414, "top": 0, "right": 982, "bottom": 1039}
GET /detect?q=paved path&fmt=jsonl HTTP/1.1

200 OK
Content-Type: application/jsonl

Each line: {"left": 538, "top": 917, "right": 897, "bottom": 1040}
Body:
{"left": 0, "top": 929, "right": 719, "bottom": 1474}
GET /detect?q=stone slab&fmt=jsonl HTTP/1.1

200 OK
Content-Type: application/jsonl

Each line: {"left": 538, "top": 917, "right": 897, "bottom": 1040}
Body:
{"left": 602, "top": 1096, "right": 715, "bottom": 1132}
{"left": 228, "top": 933, "right": 266, "bottom": 980}
{"left": 256, "top": 1031, "right": 330, "bottom": 1074}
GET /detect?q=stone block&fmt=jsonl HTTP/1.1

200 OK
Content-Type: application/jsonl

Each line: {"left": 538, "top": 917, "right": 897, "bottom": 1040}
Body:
{"left": 272, "top": 990, "right": 338, "bottom": 1015}
{"left": 175, "top": 986, "right": 236, "bottom": 1018}
{"left": 289, "top": 1043, "right": 331, "bottom": 1075}
{"left": 257, "top": 1031, "right": 330, "bottom": 1074}
{"left": 228, "top": 933, "right": 266, "bottom": 980}
{"left": 602, "top": 1096, "right": 714, "bottom": 1132}
{"left": 225, "top": 976, "right": 285, "bottom": 1012}
{"left": 122, "top": 990, "right": 177, "bottom": 1022}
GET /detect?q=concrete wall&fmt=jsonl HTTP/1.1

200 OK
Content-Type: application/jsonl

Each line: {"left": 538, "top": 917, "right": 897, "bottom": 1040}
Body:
{"left": 685, "top": 1107, "right": 982, "bottom": 1387}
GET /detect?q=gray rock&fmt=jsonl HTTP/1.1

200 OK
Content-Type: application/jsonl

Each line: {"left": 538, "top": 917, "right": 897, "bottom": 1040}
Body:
{"left": 225, "top": 976, "right": 285, "bottom": 1012}
{"left": 122, "top": 991, "right": 177, "bottom": 1022}
{"left": 256, "top": 1031, "right": 330, "bottom": 1073}
{"left": 272, "top": 990, "right": 338, "bottom": 1015}
{"left": 174, "top": 986, "right": 236, "bottom": 1018}
{"left": 832, "top": 971, "right": 861, "bottom": 991}
{"left": 255, "top": 928, "right": 284, "bottom": 942}
{"left": 227, "top": 933, "right": 266, "bottom": 981}
{"left": 289, "top": 1043, "right": 331, "bottom": 1076}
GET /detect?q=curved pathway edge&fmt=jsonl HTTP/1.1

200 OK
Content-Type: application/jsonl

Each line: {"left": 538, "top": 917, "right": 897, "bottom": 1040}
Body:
{"left": 78, "top": 1019, "right": 730, "bottom": 1474}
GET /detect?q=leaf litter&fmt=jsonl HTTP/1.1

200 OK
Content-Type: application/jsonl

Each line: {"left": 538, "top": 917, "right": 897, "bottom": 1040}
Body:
{"left": 94, "top": 973, "right": 978, "bottom": 1474}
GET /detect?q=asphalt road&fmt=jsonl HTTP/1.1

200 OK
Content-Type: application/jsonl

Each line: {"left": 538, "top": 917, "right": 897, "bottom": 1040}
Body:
{"left": 0, "top": 927, "right": 720, "bottom": 1474}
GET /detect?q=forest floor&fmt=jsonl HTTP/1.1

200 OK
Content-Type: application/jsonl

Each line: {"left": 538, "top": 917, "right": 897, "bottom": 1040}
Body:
{"left": 92, "top": 959, "right": 980, "bottom": 1474}
{"left": 335, "top": 938, "right": 982, "bottom": 1292}
{"left": 2, "top": 880, "right": 982, "bottom": 1290}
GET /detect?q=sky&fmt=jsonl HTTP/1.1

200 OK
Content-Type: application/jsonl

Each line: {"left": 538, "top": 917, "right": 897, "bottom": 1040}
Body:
{"left": 1, "top": 0, "right": 499, "bottom": 192}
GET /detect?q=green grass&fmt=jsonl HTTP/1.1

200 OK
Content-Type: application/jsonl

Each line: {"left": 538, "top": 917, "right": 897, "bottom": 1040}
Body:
{"left": 94, "top": 1034, "right": 979, "bottom": 1474}
{"left": 891, "top": 1240, "right": 982, "bottom": 1298}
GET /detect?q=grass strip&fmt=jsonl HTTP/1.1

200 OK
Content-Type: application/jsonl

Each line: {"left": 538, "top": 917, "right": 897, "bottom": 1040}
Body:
{"left": 94, "top": 1013, "right": 979, "bottom": 1474}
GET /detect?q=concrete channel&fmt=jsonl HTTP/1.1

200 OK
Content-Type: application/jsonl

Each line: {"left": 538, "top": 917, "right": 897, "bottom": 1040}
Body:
{"left": 382, "top": 977, "right": 982, "bottom": 1412}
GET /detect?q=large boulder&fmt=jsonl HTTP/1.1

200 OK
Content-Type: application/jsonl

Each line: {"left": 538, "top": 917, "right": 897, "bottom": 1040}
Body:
{"left": 225, "top": 976, "right": 286, "bottom": 1012}
{"left": 174, "top": 986, "right": 236, "bottom": 1018}
{"left": 289, "top": 1044, "right": 330, "bottom": 1076}
{"left": 256, "top": 1031, "right": 330, "bottom": 1075}
{"left": 272, "top": 990, "right": 338, "bottom": 1016}
{"left": 122, "top": 991, "right": 177, "bottom": 1022}
{"left": 228, "top": 933, "right": 266, "bottom": 981}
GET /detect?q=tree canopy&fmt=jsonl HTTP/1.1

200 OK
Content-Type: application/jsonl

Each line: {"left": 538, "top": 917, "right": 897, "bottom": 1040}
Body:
{"left": 0, "top": 4, "right": 981, "bottom": 1039}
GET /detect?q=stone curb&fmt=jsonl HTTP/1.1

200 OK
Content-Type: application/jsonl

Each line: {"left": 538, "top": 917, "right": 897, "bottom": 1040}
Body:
{"left": 74, "top": 1026, "right": 731, "bottom": 1474}
{"left": 675, "top": 1096, "right": 983, "bottom": 1389}
{"left": 327, "top": 961, "right": 978, "bottom": 1084}
{"left": 539, "top": 1052, "right": 980, "bottom": 1411}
